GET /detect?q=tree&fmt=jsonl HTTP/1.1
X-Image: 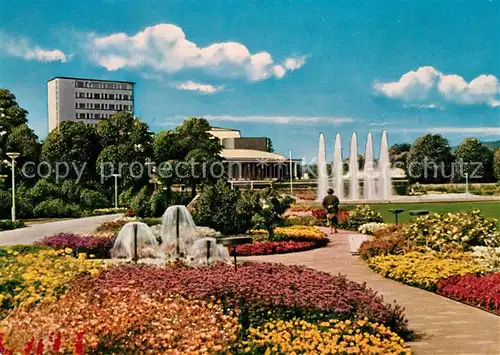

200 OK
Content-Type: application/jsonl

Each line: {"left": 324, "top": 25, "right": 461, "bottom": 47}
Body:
{"left": 493, "top": 148, "right": 500, "bottom": 181}
{"left": 41, "top": 121, "right": 102, "bottom": 183}
{"left": 96, "top": 112, "right": 153, "bottom": 190}
{"left": 193, "top": 180, "right": 257, "bottom": 235}
{"left": 251, "top": 188, "right": 294, "bottom": 239}
{"left": 454, "top": 138, "right": 494, "bottom": 182}
{"left": 407, "top": 134, "right": 453, "bottom": 183}
{"left": 0, "top": 89, "right": 40, "bottom": 183}
{"left": 266, "top": 138, "right": 274, "bottom": 153}
{"left": 389, "top": 143, "right": 411, "bottom": 171}
{"left": 154, "top": 117, "right": 222, "bottom": 198}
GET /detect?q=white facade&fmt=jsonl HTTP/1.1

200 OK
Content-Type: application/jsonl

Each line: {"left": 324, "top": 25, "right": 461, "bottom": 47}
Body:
{"left": 47, "top": 77, "right": 134, "bottom": 131}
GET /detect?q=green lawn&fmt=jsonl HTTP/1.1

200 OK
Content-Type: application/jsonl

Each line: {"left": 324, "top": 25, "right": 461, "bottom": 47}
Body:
{"left": 342, "top": 201, "right": 500, "bottom": 225}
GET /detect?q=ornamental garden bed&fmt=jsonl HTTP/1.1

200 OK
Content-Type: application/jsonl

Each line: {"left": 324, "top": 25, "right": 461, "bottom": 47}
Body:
{"left": 357, "top": 210, "right": 500, "bottom": 315}
{"left": 0, "top": 247, "right": 412, "bottom": 354}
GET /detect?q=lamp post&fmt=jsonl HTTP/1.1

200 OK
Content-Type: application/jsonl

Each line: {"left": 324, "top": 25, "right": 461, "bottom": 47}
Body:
{"left": 112, "top": 174, "right": 120, "bottom": 209}
{"left": 6, "top": 152, "right": 20, "bottom": 222}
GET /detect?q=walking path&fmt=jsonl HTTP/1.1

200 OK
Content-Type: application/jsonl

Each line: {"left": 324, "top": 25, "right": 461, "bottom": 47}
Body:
{"left": 243, "top": 228, "right": 500, "bottom": 355}
{"left": 0, "top": 214, "right": 122, "bottom": 246}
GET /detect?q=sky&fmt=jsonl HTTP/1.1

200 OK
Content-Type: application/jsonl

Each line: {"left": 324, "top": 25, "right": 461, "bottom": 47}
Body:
{"left": 0, "top": 0, "right": 499, "bottom": 160}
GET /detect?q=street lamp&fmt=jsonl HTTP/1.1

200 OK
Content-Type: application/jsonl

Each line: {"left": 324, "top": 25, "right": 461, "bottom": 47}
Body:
{"left": 112, "top": 174, "right": 120, "bottom": 209}
{"left": 6, "top": 152, "right": 20, "bottom": 222}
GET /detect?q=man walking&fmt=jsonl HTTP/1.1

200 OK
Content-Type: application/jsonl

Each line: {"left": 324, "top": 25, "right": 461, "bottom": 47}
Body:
{"left": 322, "top": 188, "right": 340, "bottom": 234}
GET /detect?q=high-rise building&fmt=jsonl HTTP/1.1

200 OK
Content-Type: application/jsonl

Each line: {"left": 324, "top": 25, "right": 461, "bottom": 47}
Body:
{"left": 47, "top": 76, "right": 135, "bottom": 131}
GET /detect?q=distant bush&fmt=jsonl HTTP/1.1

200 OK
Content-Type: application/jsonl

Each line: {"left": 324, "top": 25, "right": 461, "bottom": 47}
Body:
{"left": 80, "top": 189, "right": 109, "bottom": 210}
{"left": 131, "top": 186, "right": 153, "bottom": 218}
{"left": 33, "top": 199, "right": 82, "bottom": 218}
{"left": 0, "top": 220, "right": 25, "bottom": 231}
{"left": 0, "top": 244, "right": 50, "bottom": 257}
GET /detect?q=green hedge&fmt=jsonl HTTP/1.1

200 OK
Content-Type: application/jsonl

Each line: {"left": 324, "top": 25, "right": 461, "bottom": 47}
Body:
{"left": 0, "top": 220, "right": 25, "bottom": 231}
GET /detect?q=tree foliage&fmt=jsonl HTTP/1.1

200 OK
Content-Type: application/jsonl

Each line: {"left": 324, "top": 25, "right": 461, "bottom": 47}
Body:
{"left": 154, "top": 117, "right": 222, "bottom": 197}
{"left": 407, "top": 134, "right": 453, "bottom": 183}
{"left": 493, "top": 148, "right": 500, "bottom": 181}
{"left": 41, "top": 121, "right": 101, "bottom": 183}
{"left": 454, "top": 138, "right": 493, "bottom": 182}
{"left": 389, "top": 143, "right": 411, "bottom": 171}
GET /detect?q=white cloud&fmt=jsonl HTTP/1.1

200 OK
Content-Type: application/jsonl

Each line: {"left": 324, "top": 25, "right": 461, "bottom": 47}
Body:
{"left": 375, "top": 66, "right": 500, "bottom": 107}
{"left": 201, "top": 115, "right": 355, "bottom": 124}
{"left": 1, "top": 33, "right": 68, "bottom": 63}
{"left": 176, "top": 81, "right": 223, "bottom": 94}
{"left": 283, "top": 55, "right": 307, "bottom": 71}
{"left": 87, "top": 23, "right": 306, "bottom": 81}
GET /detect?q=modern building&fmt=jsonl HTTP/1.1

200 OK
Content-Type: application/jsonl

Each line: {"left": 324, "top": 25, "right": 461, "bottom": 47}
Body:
{"left": 208, "top": 127, "right": 301, "bottom": 181}
{"left": 47, "top": 76, "right": 135, "bottom": 131}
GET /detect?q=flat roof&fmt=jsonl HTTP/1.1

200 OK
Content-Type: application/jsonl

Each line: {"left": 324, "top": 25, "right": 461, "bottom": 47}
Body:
{"left": 47, "top": 76, "right": 135, "bottom": 84}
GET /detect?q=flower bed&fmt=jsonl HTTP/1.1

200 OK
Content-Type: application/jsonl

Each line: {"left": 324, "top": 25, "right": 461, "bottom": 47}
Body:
{"left": 0, "top": 249, "right": 101, "bottom": 317}
{"left": 1, "top": 292, "right": 238, "bottom": 354}
{"left": 403, "top": 210, "right": 499, "bottom": 252}
{"left": 36, "top": 233, "right": 116, "bottom": 259}
{"left": 233, "top": 240, "right": 322, "bottom": 256}
{"left": 241, "top": 318, "right": 410, "bottom": 354}
{"left": 436, "top": 273, "right": 500, "bottom": 314}
{"left": 0, "top": 259, "right": 413, "bottom": 352}
{"left": 273, "top": 225, "right": 328, "bottom": 242}
{"left": 65, "top": 263, "right": 411, "bottom": 339}
{"left": 368, "top": 252, "right": 486, "bottom": 291}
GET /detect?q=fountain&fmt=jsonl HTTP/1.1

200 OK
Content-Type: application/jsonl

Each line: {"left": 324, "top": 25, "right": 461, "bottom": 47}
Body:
{"left": 316, "top": 133, "right": 328, "bottom": 201}
{"left": 111, "top": 222, "right": 161, "bottom": 260}
{"left": 316, "top": 130, "right": 393, "bottom": 202}
{"left": 348, "top": 132, "right": 359, "bottom": 200}
{"left": 363, "top": 132, "right": 376, "bottom": 200}
{"left": 333, "top": 133, "right": 344, "bottom": 199}
{"left": 379, "top": 130, "right": 392, "bottom": 200}
{"left": 161, "top": 205, "right": 199, "bottom": 259}
{"left": 111, "top": 205, "right": 230, "bottom": 265}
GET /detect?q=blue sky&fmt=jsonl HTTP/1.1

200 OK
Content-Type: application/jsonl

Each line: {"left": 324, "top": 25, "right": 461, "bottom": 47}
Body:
{"left": 1, "top": 0, "right": 499, "bottom": 160}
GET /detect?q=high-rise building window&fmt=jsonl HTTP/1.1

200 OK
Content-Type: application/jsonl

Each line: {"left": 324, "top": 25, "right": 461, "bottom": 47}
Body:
{"left": 109, "top": 104, "right": 115, "bottom": 110}
{"left": 94, "top": 93, "right": 100, "bottom": 99}
{"left": 123, "top": 94, "right": 129, "bottom": 100}
{"left": 95, "top": 114, "right": 100, "bottom": 119}
{"left": 109, "top": 94, "right": 115, "bottom": 99}
{"left": 79, "top": 103, "right": 85, "bottom": 108}
{"left": 95, "top": 103, "right": 101, "bottom": 109}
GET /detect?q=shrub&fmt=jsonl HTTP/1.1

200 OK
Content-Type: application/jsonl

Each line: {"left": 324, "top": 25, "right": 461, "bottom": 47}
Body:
{"left": 251, "top": 188, "right": 294, "bottom": 239}
{"left": 28, "top": 179, "right": 59, "bottom": 205}
{"left": 33, "top": 199, "right": 82, "bottom": 218}
{"left": 131, "top": 185, "right": 153, "bottom": 218}
{"left": 36, "top": 233, "right": 116, "bottom": 259}
{"left": 0, "top": 190, "right": 12, "bottom": 220}
{"left": 359, "top": 240, "right": 401, "bottom": 260}
{"left": 0, "top": 220, "right": 25, "bottom": 232}
{"left": 368, "top": 252, "right": 486, "bottom": 291}
{"left": 193, "top": 180, "right": 258, "bottom": 235}
{"left": 284, "top": 215, "right": 317, "bottom": 226}
{"left": 241, "top": 318, "right": 410, "bottom": 354}
{"left": 436, "top": 273, "right": 500, "bottom": 314}
{"left": 73, "top": 263, "right": 411, "bottom": 339}
{"left": 79, "top": 189, "right": 109, "bottom": 211}
{"left": 149, "top": 190, "right": 171, "bottom": 217}
{"left": 403, "top": 210, "right": 499, "bottom": 252}
{"left": 341, "top": 205, "right": 383, "bottom": 231}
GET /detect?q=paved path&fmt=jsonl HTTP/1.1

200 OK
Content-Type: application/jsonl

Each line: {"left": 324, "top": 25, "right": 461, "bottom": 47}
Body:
{"left": 0, "top": 214, "right": 122, "bottom": 245}
{"left": 243, "top": 229, "right": 500, "bottom": 355}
